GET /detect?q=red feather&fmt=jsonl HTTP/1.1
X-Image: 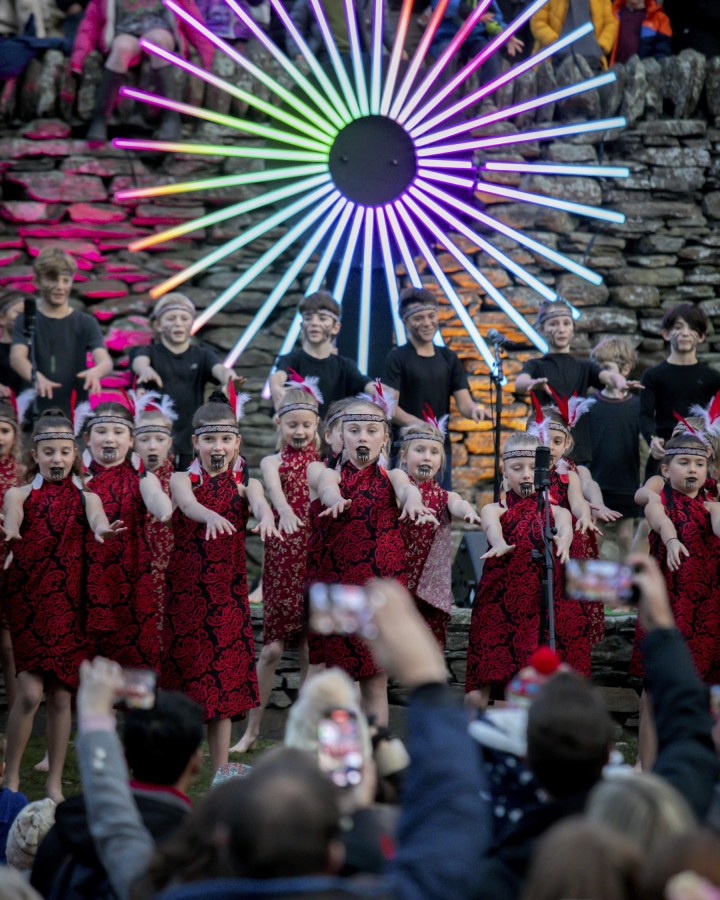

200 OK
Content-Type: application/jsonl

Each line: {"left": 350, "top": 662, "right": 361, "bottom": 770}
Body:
{"left": 6, "top": 388, "right": 17, "bottom": 416}
{"left": 287, "top": 368, "right": 304, "bottom": 385}
{"left": 673, "top": 411, "right": 699, "bottom": 436}
{"left": 531, "top": 392, "right": 545, "bottom": 424}
{"left": 709, "top": 391, "right": 720, "bottom": 425}
{"left": 227, "top": 379, "right": 238, "bottom": 417}
{"left": 120, "top": 389, "right": 135, "bottom": 416}
{"left": 547, "top": 386, "right": 569, "bottom": 425}
{"left": 70, "top": 389, "right": 77, "bottom": 419}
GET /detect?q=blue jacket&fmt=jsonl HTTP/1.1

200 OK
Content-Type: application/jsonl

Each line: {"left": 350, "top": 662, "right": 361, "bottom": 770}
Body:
{"left": 0, "top": 786, "right": 28, "bottom": 865}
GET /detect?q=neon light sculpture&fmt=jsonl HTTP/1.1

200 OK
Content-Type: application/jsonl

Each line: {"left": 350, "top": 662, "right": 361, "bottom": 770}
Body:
{"left": 113, "top": 0, "right": 629, "bottom": 377}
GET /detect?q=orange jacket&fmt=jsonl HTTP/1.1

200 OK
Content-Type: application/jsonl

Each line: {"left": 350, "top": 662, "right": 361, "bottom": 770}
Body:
{"left": 609, "top": 0, "right": 672, "bottom": 65}
{"left": 531, "top": 0, "right": 619, "bottom": 68}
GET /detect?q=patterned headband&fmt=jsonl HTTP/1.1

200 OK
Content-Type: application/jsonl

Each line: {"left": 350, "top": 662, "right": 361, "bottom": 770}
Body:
{"left": 401, "top": 303, "right": 438, "bottom": 320}
{"left": 325, "top": 410, "right": 346, "bottom": 429}
{"left": 278, "top": 402, "right": 319, "bottom": 418}
{"left": 0, "top": 415, "right": 17, "bottom": 428}
{"left": 33, "top": 431, "right": 75, "bottom": 443}
{"left": 194, "top": 424, "right": 240, "bottom": 436}
{"left": 135, "top": 424, "right": 172, "bottom": 437}
{"left": 87, "top": 416, "right": 134, "bottom": 431}
{"left": 664, "top": 446, "right": 708, "bottom": 458}
{"left": 152, "top": 303, "right": 195, "bottom": 320}
{"left": 343, "top": 414, "right": 387, "bottom": 424}
{"left": 502, "top": 449, "right": 536, "bottom": 459}
{"left": 549, "top": 422, "right": 570, "bottom": 434}
{"left": 402, "top": 431, "right": 444, "bottom": 444}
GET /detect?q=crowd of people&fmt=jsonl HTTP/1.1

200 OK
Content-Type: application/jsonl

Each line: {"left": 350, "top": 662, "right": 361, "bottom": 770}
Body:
{"left": 1, "top": 0, "right": 718, "bottom": 135}
{"left": 0, "top": 243, "right": 719, "bottom": 898}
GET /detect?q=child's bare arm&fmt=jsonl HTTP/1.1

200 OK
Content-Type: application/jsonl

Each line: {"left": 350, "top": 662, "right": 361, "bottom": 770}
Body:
{"left": 635, "top": 475, "right": 665, "bottom": 507}
{"left": 262, "top": 455, "right": 303, "bottom": 534}
{"left": 269, "top": 369, "right": 288, "bottom": 411}
{"left": 386, "top": 469, "right": 439, "bottom": 526}
{"left": 576, "top": 465, "right": 621, "bottom": 522}
{"left": 645, "top": 500, "right": 688, "bottom": 571}
{"left": 317, "top": 468, "right": 349, "bottom": 518}
{"left": 705, "top": 501, "right": 720, "bottom": 538}
{"left": 131, "top": 353, "right": 163, "bottom": 387}
{"left": 446, "top": 491, "right": 482, "bottom": 526}
{"left": 84, "top": 493, "right": 127, "bottom": 543}
{"left": 170, "top": 472, "right": 236, "bottom": 540}
{"left": 567, "top": 471, "right": 600, "bottom": 535}
{"left": 140, "top": 472, "right": 173, "bottom": 522}
{"left": 2, "top": 486, "right": 30, "bottom": 540}
{"left": 480, "top": 503, "right": 513, "bottom": 557}
{"left": 245, "top": 477, "right": 283, "bottom": 542}
{"left": 551, "top": 506, "right": 573, "bottom": 563}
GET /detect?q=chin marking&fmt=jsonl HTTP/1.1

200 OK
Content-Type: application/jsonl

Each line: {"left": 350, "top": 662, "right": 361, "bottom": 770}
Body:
{"left": 210, "top": 454, "right": 225, "bottom": 470}
{"left": 101, "top": 448, "right": 118, "bottom": 462}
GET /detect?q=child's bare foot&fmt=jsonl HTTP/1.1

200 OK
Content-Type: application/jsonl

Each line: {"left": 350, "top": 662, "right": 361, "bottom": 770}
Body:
{"left": 248, "top": 584, "right": 263, "bottom": 605}
{"left": 34, "top": 752, "right": 49, "bottom": 773}
{"left": 46, "top": 784, "right": 65, "bottom": 804}
{"left": 229, "top": 732, "right": 258, "bottom": 754}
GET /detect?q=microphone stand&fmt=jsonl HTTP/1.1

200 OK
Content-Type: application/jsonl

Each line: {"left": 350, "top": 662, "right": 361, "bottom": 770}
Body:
{"left": 533, "top": 449, "right": 557, "bottom": 650}
{"left": 24, "top": 299, "right": 38, "bottom": 420}
{"left": 490, "top": 340, "right": 504, "bottom": 503}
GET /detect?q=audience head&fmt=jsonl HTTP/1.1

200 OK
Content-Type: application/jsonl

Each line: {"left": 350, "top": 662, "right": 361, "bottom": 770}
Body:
{"left": 526, "top": 672, "right": 614, "bottom": 798}
{"left": 123, "top": 690, "right": 204, "bottom": 788}
{"left": 521, "top": 817, "right": 641, "bottom": 900}
{"left": 586, "top": 771, "right": 696, "bottom": 855}
{"left": 6, "top": 798, "right": 56, "bottom": 872}
{"left": 639, "top": 828, "right": 720, "bottom": 900}
{"left": 28, "top": 408, "right": 81, "bottom": 480}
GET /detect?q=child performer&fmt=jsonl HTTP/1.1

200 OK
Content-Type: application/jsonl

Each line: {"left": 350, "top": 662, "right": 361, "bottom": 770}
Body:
{"left": 629, "top": 432, "right": 720, "bottom": 768}
{"left": 312, "top": 386, "right": 438, "bottom": 726}
{"left": 398, "top": 410, "right": 482, "bottom": 649}
{"left": 133, "top": 396, "right": 177, "bottom": 631}
{"left": 465, "top": 433, "right": 573, "bottom": 709}
{"left": 0, "top": 396, "right": 25, "bottom": 711}
{"left": 230, "top": 377, "right": 321, "bottom": 754}
{"left": 2, "top": 409, "right": 123, "bottom": 802}
{"left": 80, "top": 397, "right": 173, "bottom": 671}
{"left": 162, "top": 390, "right": 280, "bottom": 774}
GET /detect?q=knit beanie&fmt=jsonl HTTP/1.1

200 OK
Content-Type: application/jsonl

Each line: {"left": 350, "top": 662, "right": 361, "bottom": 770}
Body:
{"left": 5, "top": 798, "right": 56, "bottom": 871}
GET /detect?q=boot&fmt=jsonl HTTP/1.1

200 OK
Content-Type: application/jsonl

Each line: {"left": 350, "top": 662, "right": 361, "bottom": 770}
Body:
{"left": 153, "top": 65, "right": 181, "bottom": 141}
{"left": 86, "top": 68, "right": 125, "bottom": 144}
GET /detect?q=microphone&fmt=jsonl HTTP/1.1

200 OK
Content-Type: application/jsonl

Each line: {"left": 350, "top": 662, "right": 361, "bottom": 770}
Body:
{"left": 23, "top": 297, "right": 36, "bottom": 340}
{"left": 534, "top": 445, "right": 551, "bottom": 492}
{"left": 487, "top": 328, "right": 523, "bottom": 348}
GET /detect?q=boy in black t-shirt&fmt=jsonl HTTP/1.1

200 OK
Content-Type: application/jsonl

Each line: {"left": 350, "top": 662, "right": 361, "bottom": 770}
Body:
{"left": 515, "top": 297, "right": 634, "bottom": 466}
{"left": 382, "top": 287, "right": 488, "bottom": 490}
{"left": 270, "top": 291, "right": 375, "bottom": 418}
{"left": 130, "top": 293, "right": 241, "bottom": 468}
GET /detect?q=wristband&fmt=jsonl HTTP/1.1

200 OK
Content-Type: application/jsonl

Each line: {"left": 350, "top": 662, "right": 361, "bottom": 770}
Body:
{"left": 666, "top": 538, "right": 680, "bottom": 546}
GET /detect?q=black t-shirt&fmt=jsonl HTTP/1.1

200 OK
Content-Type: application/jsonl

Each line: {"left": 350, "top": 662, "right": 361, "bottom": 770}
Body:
{"left": 382, "top": 343, "right": 469, "bottom": 421}
{"left": 639, "top": 360, "right": 720, "bottom": 443}
{"left": 12, "top": 308, "right": 106, "bottom": 416}
{"left": 588, "top": 393, "right": 640, "bottom": 497}
{"left": 276, "top": 348, "right": 369, "bottom": 417}
{"left": 520, "top": 353, "right": 604, "bottom": 465}
{"left": 129, "top": 341, "right": 220, "bottom": 457}
{"left": 0, "top": 342, "right": 29, "bottom": 395}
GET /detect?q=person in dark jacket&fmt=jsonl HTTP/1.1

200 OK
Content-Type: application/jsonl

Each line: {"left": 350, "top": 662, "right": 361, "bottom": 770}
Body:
{"left": 31, "top": 692, "right": 203, "bottom": 899}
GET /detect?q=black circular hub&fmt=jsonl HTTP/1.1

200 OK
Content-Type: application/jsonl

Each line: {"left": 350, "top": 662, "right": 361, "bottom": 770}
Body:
{"left": 329, "top": 115, "right": 417, "bottom": 206}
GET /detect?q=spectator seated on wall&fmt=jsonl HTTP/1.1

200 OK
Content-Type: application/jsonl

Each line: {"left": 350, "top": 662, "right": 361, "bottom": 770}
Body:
{"left": 610, "top": 0, "right": 671, "bottom": 65}
{"left": 0, "top": 0, "right": 66, "bottom": 82}
{"left": 530, "top": 0, "right": 619, "bottom": 72}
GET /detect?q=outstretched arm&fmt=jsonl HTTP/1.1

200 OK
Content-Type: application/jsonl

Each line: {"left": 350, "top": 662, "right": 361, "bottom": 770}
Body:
{"left": 2, "top": 486, "right": 29, "bottom": 540}
{"left": 480, "top": 503, "right": 513, "bottom": 558}
{"left": 84, "top": 493, "right": 126, "bottom": 543}
{"left": 551, "top": 506, "right": 573, "bottom": 563}
{"left": 139, "top": 471, "right": 172, "bottom": 522}
{"left": 387, "top": 468, "right": 439, "bottom": 526}
{"left": 245, "top": 478, "right": 283, "bottom": 542}
{"left": 567, "top": 470, "right": 600, "bottom": 535}
{"left": 170, "top": 472, "right": 236, "bottom": 540}
{"left": 317, "top": 467, "right": 349, "bottom": 518}
{"left": 261, "top": 454, "right": 302, "bottom": 534}
{"left": 705, "top": 501, "right": 720, "bottom": 538}
{"left": 635, "top": 475, "right": 665, "bottom": 508}
{"left": 446, "top": 491, "right": 482, "bottom": 526}
{"left": 576, "top": 465, "right": 620, "bottom": 522}
{"left": 645, "top": 500, "right": 688, "bottom": 571}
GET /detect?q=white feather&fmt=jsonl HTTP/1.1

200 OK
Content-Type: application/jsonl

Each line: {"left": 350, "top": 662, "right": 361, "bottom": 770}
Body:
{"left": 158, "top": 394, "right": 178, "bottom": 423}
{"left": 235, "top": 391, "right": 251, "bottom": 421}
{"left": 567, "top": 396, "right": 596, "bottom": 428}
{"left": 689, "top": 403, "right": 719, "bottom": 437}
{"left": 301, "top": 375, "right": 323, "bottom": 405}
{"left": 74, "top": 402, "right": 93, "bottom": 437}
{"left": 131, "top": 390, "right": 160, "bottom": 423}
{"left": 436, "top": 414, "right": 449, "bottom": 438}
{"left": 15, "top": 389, "right": 36, "bottom": 424}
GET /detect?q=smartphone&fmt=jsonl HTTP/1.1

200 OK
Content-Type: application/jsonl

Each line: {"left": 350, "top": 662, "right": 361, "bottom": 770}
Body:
{"left": 308, "top": 583, "right": 377, "bottom": 638}
{"left": 565, "top": 559, "right": 638, "bottom": 607}
{"left": 318, "top": 708, "right": 364, "bottom": 788}
{"left": 114, "top": 668, "right": 157, "bottom": 710}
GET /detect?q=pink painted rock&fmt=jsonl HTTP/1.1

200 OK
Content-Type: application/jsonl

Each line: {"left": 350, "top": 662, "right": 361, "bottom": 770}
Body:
{"left": 68, "top": 203, "right": 127, "bottom": 224}
{"left": 0, "top": 202, "right": 65, "bottom": 224}
{"left": 105, "top": 327, "right": 152, "bottom": 352}
{"left": 6, "top": 172, "right": 107, "bottom": 204}
{"left": 160, "top": 258, "right": 186, "bottom": 272}
{"left": 18, "top": 224, "right": 140, "bottom": 240}
{"left": 21, "top": 119, "right": 72, "bottom": 140}
{"left": 77, "top": 280, "right": 129, "bottom": 300}
{"left": 0, "top": 250, "right": 22, "bottom": 267}
{"left": 101, "top": 372, "right": 133, "bottom": 388}
{"left": 132, "top": 204, "right": 206, "bottom": 226}
{"left": 0, "top": 239, "right": 23, "bottom": 249}
{"left": 90, "top": 295, "right": 148, "bottom": 320}
{"left": 130, "top": 282, "right": 154, "bottom": 294}
{"left": 0, "top": 138, "right": 87, "bottom": 158}
{"left": 0, "top": 266, "right": 33, "bottom": 285}
{"left": 24, "top": 238, "right": 104, "bottom": 262}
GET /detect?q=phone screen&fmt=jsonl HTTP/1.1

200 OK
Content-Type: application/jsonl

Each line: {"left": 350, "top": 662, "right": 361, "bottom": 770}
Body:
{"left": 565, "top": 559, "right": 637, "bottom": 606}
{"left": 308, "top": 583, "right": 375, "bottom": 637}
{"left": 318, "top": 709, "right": 363, "bottom": 788}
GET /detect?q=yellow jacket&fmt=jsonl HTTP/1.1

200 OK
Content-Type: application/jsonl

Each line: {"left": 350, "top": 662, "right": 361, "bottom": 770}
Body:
{"left": 530, "top": 0, "right": 619, "bottom": 67}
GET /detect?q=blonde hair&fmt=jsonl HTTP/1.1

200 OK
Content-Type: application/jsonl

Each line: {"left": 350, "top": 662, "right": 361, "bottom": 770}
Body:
{"left": 275, "top": 387, "right": 320, "bottom": 451}
{"left": 341, "top": 399, "right": 390, "bottom": 460}
{"left": 398, "top": 422, "right": 447, "bottom": 478}
{"left": 136, "top": 408, "right": 174, "bottom": 431}
{"left": 591, "top": 337, "right": 638, "bottom": 371}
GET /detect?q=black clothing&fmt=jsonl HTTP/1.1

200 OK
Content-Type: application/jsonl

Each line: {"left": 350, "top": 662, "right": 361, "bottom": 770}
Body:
{"left": 520, "top": 353, "right": 603, "bottom": 466}
{"left": 12, "top": 309, "right": 106, "bottom": 417}
{"left": 31, "top": 788, "right": 188, "bottom": 899}
{"left": 276, "top": 348, "right": 369, "bottom": 418}
{"left": 0, "top": 341, "right": 29, "bottom": 395}
{"left": 129, "top": 341, "right": 220, "bottom": 459}
{"left": 588, "top": 393, "right": 640, "bottom": 517}
{"left": 639, "top": 360, "right": 720, "bottom": 444}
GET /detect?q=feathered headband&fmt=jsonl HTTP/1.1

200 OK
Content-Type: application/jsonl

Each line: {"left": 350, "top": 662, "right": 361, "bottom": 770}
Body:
{"left": 690, "top": 391, "right": 720, "bottom": 440}
{"left": 134, "top": 392, "right": 178, "bottom": 437}
{"left": 278, "top": 368, "right": 323, "bottom": 418}
{"left": 354, "top": 379, "right": 395, "bottom": 423}
{"left": 72, "top": 390, "right": 136, "bottom": 437}
{"left": 194, "top": 382, "right": 250, "bottom": 436}
{"left": 402, "top": 404, "right": 447, "bottom": 444}
{"left": 0, "top": 388, "right": 36, "bottom": 428}
{"left": 547, "top": 387, "right": 596, "bottom": 429}
{"left": 672, "top": 412, "right": 711, "bottom": 450}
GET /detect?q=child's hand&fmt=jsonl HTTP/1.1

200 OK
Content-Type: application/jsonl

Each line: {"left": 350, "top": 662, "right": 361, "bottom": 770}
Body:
{"left": 481, "top": 542, "right": 515, "bottom": 559}
{"left": 77, "top": 365, "right": 105, "bottom": 395}
{"left": 575, "top": 511, "right": 602, "bottom": 535}
{"left": 35, "top": 371, "right": 62, "bottom": 399}
{"left": 526, "top": 377, "right": 551, "bottom": 395}
{"left": 94, "top": 519, "right": 127, "bottom": 543}
{"left": 627, "top": 380, "right": 644, "bottom": 391}
{"left": 319, "top": 498, "right": 352, "bottom": 519}
{"left": 204, "top": 513, "right": 237, "bottom": 540}
{"left": 253, "top": 514, "right": 283, "bottom": 543}
{"left": 0, "top": 524, "right": 19, "bottom": 542}
{"left": 506, "top": 35, "right": 524, "bottom": 56}
{"left": 590, "top": 503, "right": 622, "bottom": 523}
{"left": 665, "top": 538, "right": 689, "bottom": 571}
{"left": 463, "top": 510, "right": 482, "bottom": 527}
{"left": 413, "top": 511, "right": 440, "bottom": 528}
{"left": 137, "top": 366, "right": 164, "bottom": 388}
{"left": 400, "top": 502, "right": 438, "bottom": 526}
{"left": 554, "top": 535, "right": 571, "bottom": 564}
{"left": 279, "top": 509, "right": 304, "bottom": 534}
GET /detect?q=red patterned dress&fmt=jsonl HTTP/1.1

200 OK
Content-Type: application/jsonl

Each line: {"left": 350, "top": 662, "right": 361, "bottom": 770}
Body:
{"left": 0, "top": 454, "right": 21, "bottom": 630}
{"left": 401, "top": 478, "right": 453, "bottom": 649}
{"left": 5, "top": 477, "right": 88, "bottom": 689}
{"left": 466, "top": 491, "right": 594, "bottom": 692}
{"left": 85, "top": 460, "right": 159, "bottom": 670}
{"left": 630, "top": 486, "right": 720, "bottom": 682}
{"left": 550, "top": 460, "right": 604, "bottom": 646}
{"left": 162, "top": 470, "right": 259, "bottom": 722}
{"left": 144, "top": 459, "right": 174, "bottom": 632}
{"left": 311, "top": 461, "right": 407, "bottom": 680}
{"left": 263, "top": 443, "right": 318, "bottom": 645}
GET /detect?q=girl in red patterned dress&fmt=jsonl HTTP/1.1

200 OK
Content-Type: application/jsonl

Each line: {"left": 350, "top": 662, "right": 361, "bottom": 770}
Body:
{"left": 397, "top": 414, "right": 481, "bottom": 650}
{"left": 0, "top": 398, "right": 24, "bottom": 711}
{"left": 231, "top": 381, "right": 320, "bottom": 753}
{"left": 162, "top": 392, "right": 280, "bottom": 774}
{"left": 630, "top": 432, "right": 720, "bottom": 768}
{"left": 313, "top": 390, "right": 438, "bottom": 726}
{"left": 133, "top": 398, "right": 177, "bottom": 634}
{"left": 465, "top": 432, "right": 573, "bottom": 709}
{"left": 2, "top": 410, "right": 123, "bottom": 802}
{"left": 80, "top": 399, "right": 173, "bottom": 671}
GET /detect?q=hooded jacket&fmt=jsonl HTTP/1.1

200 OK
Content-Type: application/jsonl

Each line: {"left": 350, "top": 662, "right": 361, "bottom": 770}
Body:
{"left": 610, "top": 0, "right": 672, "bottom": 65}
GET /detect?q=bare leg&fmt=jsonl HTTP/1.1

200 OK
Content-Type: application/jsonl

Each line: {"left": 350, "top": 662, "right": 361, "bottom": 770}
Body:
{"left": 45, "top": 681, "right": 71, "bottom": 803}
{"left": 0, "top": 627, "right": 17, "bottom": 710}
{"left": 249, "top": 577, "right": 263, "bottom": 604}
{"left": 34, "top": 752, "right": 49, "bottom": 773}
{"left": 208, "top": 718, "right": 232, "bottom": 774}
{"left": 3, "top": 671, "right": 44, "bottom": 792}
{"left": 359, "top": 673, "right": 388, "bottom": 727}
{"left": 637, "top": 689, "right": 657, "bottom": 771}
{"left": 229, "top": 640, "right": 284, "bottom": 753}
{"left": 297, "top": 638, "right": 309, "bottom": 686}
